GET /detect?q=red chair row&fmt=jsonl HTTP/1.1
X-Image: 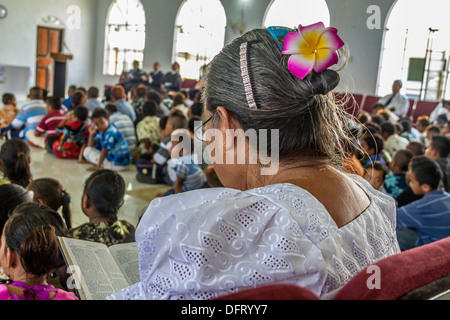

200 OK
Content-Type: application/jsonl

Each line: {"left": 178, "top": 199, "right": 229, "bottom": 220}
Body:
{"left": 217, "top": 236, "right": 450, "bottom": 300}
{"left": 334, "top": 92, "right": 439, "bottom": 123}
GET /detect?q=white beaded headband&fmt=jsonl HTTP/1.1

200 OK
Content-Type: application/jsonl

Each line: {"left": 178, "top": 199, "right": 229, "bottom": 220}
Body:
{"left": 240, "top": 42, "right": 258, "bottom": 110}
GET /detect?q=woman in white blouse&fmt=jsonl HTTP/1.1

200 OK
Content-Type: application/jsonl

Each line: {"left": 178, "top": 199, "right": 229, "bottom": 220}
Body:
{"left": 108, "top": 26, "right": 400, "bottom": 300}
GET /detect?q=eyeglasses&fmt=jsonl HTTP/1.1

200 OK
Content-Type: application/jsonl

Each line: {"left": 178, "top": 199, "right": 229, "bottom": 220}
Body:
{"left": 194, "top": 116, "right": 213, "bottom": 142}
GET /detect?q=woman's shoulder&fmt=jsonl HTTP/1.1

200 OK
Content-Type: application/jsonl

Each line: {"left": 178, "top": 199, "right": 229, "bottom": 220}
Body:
{"left": 53, "top": 289, "right": 79, "bottom": 300}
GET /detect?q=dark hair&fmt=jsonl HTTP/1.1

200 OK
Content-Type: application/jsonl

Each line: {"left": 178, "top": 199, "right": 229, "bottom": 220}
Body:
{"left": 27, "top": 178, "right": 72, "bottom": 230}
{"left": 168, "top": 110, "right": 187, "bottom": 130}
{"left": 190, "top": 102, "right": 204, "bottom": 117}
{"left": 46, "top": 96, "right": 62, "bottom": 110}
{"left": 410, "top": 156, "right": 443, "bottom": 190}
{"left": 400, "top": 118, "right": 412, "bottom": 133}
{"left": 92, "top": 107, "right": 109, "bottom": 120}
{"left": 159, "top": 116, "right": 168, "bottom": 130}
{"left": 72, "top": 90, "right": 85, "bottom": 107}
{"left": 430, "top": 135, "right": 450, "bottom": 158}
{"left": 203, "top": 28, "right": 350, "bottom": 165}
{"left": 29, "top": 86, "right": 43, "bottom": 100}
{"left": 143, "top": 100, "right": 158, "bottom": 117}
{"left": 4, "top": 203, "right": 68, "bottom": 277}
{"left": 173, "top": 93, "right": 185, "bottom": 107}
{"left": 363, "top": 134, "right": 384, "bottom": 155}
{"left": 188, "top": 116, "right": 202, "bottom": 134}
{"left": 87, "top": 86, "right": 99, "bottom": 98}
{"left": 371, "top": 103, "right": 385, "bottom": 113}
{"left": 0, "top": 184, "right": 32, "bottom": 236}
{"left": 0, "top": 139, "right": 32, "bottom": 188}
{"left": 361, "top": 122, "right": 382, "bottom": 136}
{"left": 364, "top": 160, "right": 389, "bottom": 177}
{"left": 392, "top": 149, "right": 414, "bottom": 172}
{"left": 417, "top": 117, "right": 430, "bottom": 128}
{"left": 381, "top": 122, "right": 396, "bottom": 136}
{"left": 73, "top": 105, "right": 89, "bottom": 121}
{"left": 370, "top": 115, "right": 385, "bottom": 126}
{"left": 105, "top": 103, "right": 119, "bottom": 115}
{"left": 83, "top": 170, "right": 125, "bottom": 224}
{"left": 407, "top": 141, "right": 425, "bottom": 156}
{"left": 427, "top": 125, "right": 441, "bottom": 135}
{"left": 2, "top": 93, "right": 14, "bottom": 105}
{"left": 146, "top": 90, "right": 162, "bottom": 105}
{"left": 136, "top": 86, "right": 147, "bottom": 98}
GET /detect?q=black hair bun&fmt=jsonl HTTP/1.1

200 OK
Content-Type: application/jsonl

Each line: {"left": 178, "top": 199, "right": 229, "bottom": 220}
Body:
{"left": 306, "top": 69, "right": 340, "bottom": 95}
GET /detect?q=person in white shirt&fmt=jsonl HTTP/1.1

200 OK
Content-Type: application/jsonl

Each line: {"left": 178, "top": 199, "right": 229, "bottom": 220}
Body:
{"left": 381, "top": 122, "right": 410, "bottom": 157}
{"left": 377, "top": 80, "right": 410, "bottom": 118}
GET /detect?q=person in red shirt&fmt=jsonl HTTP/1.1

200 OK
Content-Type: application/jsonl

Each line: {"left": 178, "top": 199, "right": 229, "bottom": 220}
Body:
{"left": 26, "top": 97, "right": 66, "bottom": 153}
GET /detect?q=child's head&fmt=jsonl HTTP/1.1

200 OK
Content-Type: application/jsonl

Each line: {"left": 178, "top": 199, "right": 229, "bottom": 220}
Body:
{"left": 82, "top": 169, "right": 125, "bottom": 224}
{"left": 146, "top": 90, "right": 162, "bottom": 104}
{"left": 364, "top": 161, "right": 388, "bottom": 190}
{"left": 87, "top": 86, "right": 99, "bottom": 99}
{"left": 67, "top": 85, "right": 77, "bottom": 96}
{"left": 0, "top": 184, "right": 32, "bottom": 237}
{"left": 28, "top": 86, "right": 43, "bottom": 100}
{"left": 390, "top": 149, "right": 414, "bottom": 173}
{"left": 425, "top": 135, "right": 450, "bottom": 160}
{"left": 408, "top": 156, "right": 443, "bottom": 195}
{"left": 73, "top": 105, "right": 89, "bottom": 122}
{"left": 0, "top": 139, "right": 32, "bottom": 188}
{"left": 27, "top": 178, "right": 72, "bottom": 230}
{"left": 361, "top": 134, "right": 384, "bottom": 157}
{"left": 91, "top": 108, "right": 110, "bottom": 133}
{"left": 426, "top": 125, "right": 441, "bottom": 143}
{"left": 112, "top": 85, "right": 126, "bottom": 101}
{"left": 416, "top": 117, "right": 430, "bottom": 133}
{"left": 143, "top": 100, "right": 158, "bottom": 117}
{"left": 165, "top": 110, "right": 187, "bottom": 136}
{"left": 135, "top": 85, "right": 147, "bottom": 99}
{"left": 406, "top": 141, "right": 425, "bottom": 156}
{"left": 381, "top": 122, "right": 396, "bottom": 140}
{"left": 170, "top": 129, "right": 192, "bottom": 159}
{"left": 105, "top": 103, "right": 119, "bottom": 117}
{"left": 159, "top": 116, "right": 169, "bottom": 140}
{"left": 0, "top": 203, "right": 68, "bottom": 282}
{"left": 46, "top": 96, "right": 62, "bottom": 113}
{"left": 2, "top": 93, "right": 16, "bottom": 106}
{"left": 72, "top": 90, "right": 86, "bottom": 107}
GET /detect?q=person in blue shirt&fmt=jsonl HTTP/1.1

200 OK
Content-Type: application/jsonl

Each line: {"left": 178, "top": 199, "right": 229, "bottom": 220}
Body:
{"left": 83, "top": 108, "right": 131, "bottom": 172}
{"left": 384, "top": 149, "right": 414, "bottom": 198}
{"left": 396, "top": 156, "right": 450, "bottom": 251}
{"left": 110, "top": 85, "right": 137, "bottom": 122}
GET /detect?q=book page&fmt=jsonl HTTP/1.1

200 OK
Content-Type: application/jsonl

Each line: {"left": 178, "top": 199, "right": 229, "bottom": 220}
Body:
{"left": 58, "top": 237, "right": 130, "bottom": 300}
{"left": 108, "top": 242, "right": 140, "bottom": 286}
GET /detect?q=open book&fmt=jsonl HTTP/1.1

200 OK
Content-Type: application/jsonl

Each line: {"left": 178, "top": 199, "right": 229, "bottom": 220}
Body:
{"left": 57, "top": 237, "right": 139, "bottom": 300}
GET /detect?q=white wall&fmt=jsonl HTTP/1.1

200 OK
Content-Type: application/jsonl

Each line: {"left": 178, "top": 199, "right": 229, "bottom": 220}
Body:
{"left": 0, "top": 0, "right": 97, "bottom": 101}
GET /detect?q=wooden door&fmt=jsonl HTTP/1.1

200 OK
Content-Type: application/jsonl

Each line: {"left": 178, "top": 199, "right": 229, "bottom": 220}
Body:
{"left": 36, "top": 27, "right": 63, "bottom": 92}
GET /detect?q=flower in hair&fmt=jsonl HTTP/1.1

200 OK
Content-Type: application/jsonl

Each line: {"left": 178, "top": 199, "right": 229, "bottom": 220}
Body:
{"left": 281, "top": 22, "right": 344, "bottom": 80}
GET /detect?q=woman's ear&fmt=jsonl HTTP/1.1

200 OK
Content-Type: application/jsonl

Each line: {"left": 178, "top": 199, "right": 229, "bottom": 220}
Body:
{"left": 215, "top": 107, "right": 241, "bottom": 131}
{"left": 6, "top": 247, "right": 18, "bottom": 270}
{"left": 0, "top": 158, "right": 4, "bottom": 174}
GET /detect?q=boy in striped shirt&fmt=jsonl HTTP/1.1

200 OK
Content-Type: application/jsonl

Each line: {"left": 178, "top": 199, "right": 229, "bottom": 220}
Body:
{"left": 26, "top": 96, "right": 66, "bottom": 153}
{"left": 396, "top": 156, "right": 450, "bottom": 250}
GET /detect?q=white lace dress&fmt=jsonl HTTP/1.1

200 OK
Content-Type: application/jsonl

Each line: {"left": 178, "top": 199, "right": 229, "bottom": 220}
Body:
{"left": 107, "top": 175, "right": 400, "bottom": 300}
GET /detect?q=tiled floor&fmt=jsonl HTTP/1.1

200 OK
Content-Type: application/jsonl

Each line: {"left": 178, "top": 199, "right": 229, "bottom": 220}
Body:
{"left": 4, "top": 140, "right": 167, "bottom": 229}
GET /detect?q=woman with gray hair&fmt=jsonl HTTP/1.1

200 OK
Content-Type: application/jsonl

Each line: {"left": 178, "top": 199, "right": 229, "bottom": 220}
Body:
{"left": 108, "top": 23, "right": 400, "bottom": 300}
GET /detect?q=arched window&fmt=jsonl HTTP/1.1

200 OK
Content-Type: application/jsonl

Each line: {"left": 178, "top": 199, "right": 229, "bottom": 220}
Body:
{"left": 173, "top": 0, "right": 226, "bottom": 80}
{"left": 263, "top": 0, "right": 330, "bottom": 29}
{"left": 104, "top": 0, "right": 146, "bottom": 76}
{"left": 378, "top": 0, "right": 450, "bottom": 101}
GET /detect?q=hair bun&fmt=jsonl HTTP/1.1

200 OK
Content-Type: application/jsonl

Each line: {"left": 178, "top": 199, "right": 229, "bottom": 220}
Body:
{"left": 306, "top": 69, "right": 340, "bottom": 95}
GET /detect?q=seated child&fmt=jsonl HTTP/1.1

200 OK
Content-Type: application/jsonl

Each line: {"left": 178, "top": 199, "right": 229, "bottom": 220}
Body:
{"left": 83, "top": 108, "right": 131, "bottom": 172}
{"left": 65, "top": 169, "right": 135, "bottom": 247}
{"left": 363, "top": 161, "right": 389, "bottom": 194}
{"left": 159, "top": 129, "right": 207, "bottom": 197}
{"left": 105, "top": 103, "right": 137, "bottom": 150}
{"left": 396, "top": 156, "right": 450, "bottom": 250}
{"left": 0, "top": 203, "right": 78, "bottom": 300}
{"left": 27, "top": 178, "right": 72, "bottom": 230}
{"left": 0, "top": 93, "right": 19, "bottom": 130}
{"left": 0, "top": 139, "right": 33, "bottom": 188}
{"left": 360, "top": 134, "right": 389, "bottom": 167}
{"left": 384, "top": 149, "right": 414, "bottom": 198}
{"left": 26, "top": 96, "right": 66, "bottom": 153}
{"left": 136, "top": 100, "right": 161, "bottom": 157}
{"left": 425, "top": 135, "right": 450, "bottom": 192}
{"left": 52, "top": 105, "right": 90, "bottom": 161}
{"left": 136, "top": 110, "right": 186, "bottom": 184}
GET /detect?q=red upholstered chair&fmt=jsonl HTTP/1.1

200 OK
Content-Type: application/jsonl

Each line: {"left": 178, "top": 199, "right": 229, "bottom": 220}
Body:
{"left": 216, "top": 284, "right": 320, "bottom": 300}
{"left": 412, "top": 101, "right": 439, "bottom": 123}
{"left": 362, "top": 95, "right": 381, "bottom": 113}
{"left": 180, "top": 79, "right": 198, "bottom": 90}
{"left": 334, "top": 237, "right": 450, "bottom": 300}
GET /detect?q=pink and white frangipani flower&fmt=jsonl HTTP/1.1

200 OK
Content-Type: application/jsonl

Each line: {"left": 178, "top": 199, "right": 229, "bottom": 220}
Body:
{"left": 281, "top": 22, "right": 345, "bottom": 80}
